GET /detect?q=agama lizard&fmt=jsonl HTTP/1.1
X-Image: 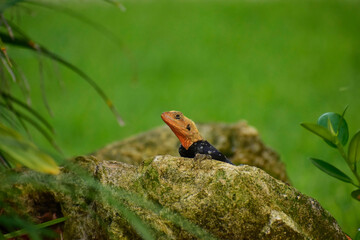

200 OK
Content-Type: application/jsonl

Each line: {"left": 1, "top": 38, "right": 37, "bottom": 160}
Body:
{"left": 161, "top": 111, "right": 234, "bottom": 165}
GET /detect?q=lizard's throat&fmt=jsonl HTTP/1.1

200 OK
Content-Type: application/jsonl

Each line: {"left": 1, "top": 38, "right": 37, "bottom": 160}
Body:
{"left": 177, "top": 135, "right": 193, "bottom": 150}
{"left": 171, "top": 130, "right": 193, "bottom": 150}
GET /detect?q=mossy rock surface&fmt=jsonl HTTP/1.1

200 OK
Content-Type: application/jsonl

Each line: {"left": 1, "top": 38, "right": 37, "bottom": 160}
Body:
{"left": 2, "top": 155, "right": 347, "bottom": 239}
{"left": 94, "top": 121, "right": 289, "bottom": 183}
{"left": 60, "top": 156, "right": 346, "bottom": 239}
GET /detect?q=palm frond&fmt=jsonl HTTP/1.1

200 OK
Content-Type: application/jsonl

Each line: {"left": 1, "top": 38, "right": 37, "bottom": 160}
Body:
{"left": 0, "top": 151, "right": 11, "bottom": 168}
{"left": 0, "top": 55, "right": 16, "bottom": 82}
{"left": 23, "top": 0, "right": 138, "bottom": 82}
{"left": 2, "top": 94, "right": 31, "bottom": 138}
{"left": 37, "top": 54, "right": 53, "bottom": 117}
{"left": 0, "top": 103, "right": 61, "bottom": 153}
{"left": 0, "top": 36, "right": 13, "bottom": 67}
{"left": 11, "top": 61, "right": 32, "bottom": 105}
{"left": 0, "top": 27, "right": 125, "bottom": 126}
{"left": 0, "top": 123, "right": 59, "bottom": 174}
{"left": 0, "top": 0, "right": 26, "bottom": 13}
{"left": 0, "top": 91, "right": 54, "bottom": 134}
{"left": 0, "top": 14, "right": 14, "bottom": 39}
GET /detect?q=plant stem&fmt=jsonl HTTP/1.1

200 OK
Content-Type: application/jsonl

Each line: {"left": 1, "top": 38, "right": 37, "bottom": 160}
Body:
{"left": 337, "top": 144, "right": 360, "bottom": 186}
{"left": 337, "top": 144, "right": 349, "bottom": 165}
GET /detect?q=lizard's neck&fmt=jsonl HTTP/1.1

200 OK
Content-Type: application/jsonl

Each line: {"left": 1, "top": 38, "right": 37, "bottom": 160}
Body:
{"left": 179, "top": 136, "right": 196, "bottom": 150}
{"left": 174, "top": 130, "right": 202, "bottom": 150}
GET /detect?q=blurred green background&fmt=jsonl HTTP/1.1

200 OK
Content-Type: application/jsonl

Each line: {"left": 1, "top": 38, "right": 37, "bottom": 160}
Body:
{"left": 7, "top": 0, "right": 360, "bottom": 236}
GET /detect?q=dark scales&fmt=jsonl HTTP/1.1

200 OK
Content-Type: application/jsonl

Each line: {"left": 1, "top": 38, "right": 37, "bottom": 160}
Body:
{"left": 179, "top": 140, "right": 234, "bottom": 165}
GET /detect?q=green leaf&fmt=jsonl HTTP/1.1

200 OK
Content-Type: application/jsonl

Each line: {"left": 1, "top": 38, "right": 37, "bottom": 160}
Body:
{"left": 352, "top": 189, "right": 360, "bottom": 202}
{"left": 327, "top": 118, "right": 336, "bottom": 136}
{"left": 355, "top": 227, "right": 360, "bottom": 240}
{"left": 310, "top": 158, "right": 353, "bottom": 184}
{"left": 300, "top": 123, "right": 335, "bottom": 144}
{"left": 317, "top": 112, "right": 349, "bottom": 147}
{"left": 0, "top": 123, "right": 59, "bottom": 175}
{"left": 349, "top": 130, "right": 360, "bottom": 166}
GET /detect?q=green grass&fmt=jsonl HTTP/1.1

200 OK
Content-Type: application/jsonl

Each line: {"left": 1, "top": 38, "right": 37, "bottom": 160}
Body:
{"left": 6, "top": 0, "right": 360, "bottom": 236}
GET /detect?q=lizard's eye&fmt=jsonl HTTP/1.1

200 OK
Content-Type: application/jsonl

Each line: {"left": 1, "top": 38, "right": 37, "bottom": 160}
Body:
{"left": 175, "top": 114, "right": 181, "bottom": 119}
{"left": 186, "top": 124, "right": 191, "bottom": 131}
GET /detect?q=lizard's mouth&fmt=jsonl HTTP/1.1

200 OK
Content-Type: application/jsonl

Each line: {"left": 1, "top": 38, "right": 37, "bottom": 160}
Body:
{"left": 160, "top": 112, "right": 168, "bottom": 122}
{"left": 161, "top": 112, "right": 177, "bottom": 126}
{"left": 161, "top": 113, "right": 180, "bottom": 133}
{"left": 161, "top": 112, "right": 187, "bottom": 144}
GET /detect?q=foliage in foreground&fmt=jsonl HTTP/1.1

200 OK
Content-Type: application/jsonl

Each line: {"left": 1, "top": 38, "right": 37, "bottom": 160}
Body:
{"left": 301, "top": 107, "right": 360, "bottom": 239}
{"left": 0, "top": 0, "right": 126, "bottom": 174}
{"left": 301, "top": 108, "right": 360, "bottom": 200}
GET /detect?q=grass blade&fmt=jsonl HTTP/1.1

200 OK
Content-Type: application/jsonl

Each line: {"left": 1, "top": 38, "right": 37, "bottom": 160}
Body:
{"left": 37, "top": 54, "right": 53, "bottom": 117}
{"left": 0, "top": 152, "right": 11, "bottom": 168}
{"left": 108, "top": 188, "right": 217, "bottom": 240}
{"left": 0, "top": 14, "right": 14, "bottom": 39}
{"left": 0, "top": 91, "right": 54, "bottom": 134}
{"left": 100, "top": 189, "right": 156, "bottom": 240}
{"left": 0, "top": 32, "right": 125, "bottom": 126}
{"left": 0, "top": 56, "right": 16, "bottom": 82}
{"left": 0, "top": 103, "right": 62, "bottom": 153}
{"left": 2, "top": 217, "right": 67, "bottom": 239}
{"left": 51, "top": 58, "right": 64, "bottom": 90}
{"left": 10, "top": 61, "right": 32, "bottom": 105}
{"left": 0, "top": 106, "right": 20, "bottom": 129}
{"left": 310, "top": 157, "right": 353, "bottom": 184}
{"left": 2, "top": 94, "right": 31, "bottom": 139}
{"left": 0, "top": 37, "right": 13, "bottom": 67}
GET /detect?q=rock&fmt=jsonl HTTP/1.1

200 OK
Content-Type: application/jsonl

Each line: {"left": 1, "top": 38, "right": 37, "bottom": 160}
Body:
{"left": 87, "top": 155, "right": 346, "bottom": 240}
{"left": 2, "top": 155, "right": 346, "bottom": 239}
{"left": 94, "top": 122, "right": 289, "bottom": 183}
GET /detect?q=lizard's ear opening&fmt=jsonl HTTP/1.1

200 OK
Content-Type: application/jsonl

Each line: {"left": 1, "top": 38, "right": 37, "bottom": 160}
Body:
{"left": 186, "top": 124, "right": 191, "bottom": 131}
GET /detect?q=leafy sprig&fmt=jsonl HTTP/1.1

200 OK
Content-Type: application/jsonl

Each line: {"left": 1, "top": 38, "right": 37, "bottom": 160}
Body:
{"left": 301, "top": 107, "right": 360, "bottom": 201}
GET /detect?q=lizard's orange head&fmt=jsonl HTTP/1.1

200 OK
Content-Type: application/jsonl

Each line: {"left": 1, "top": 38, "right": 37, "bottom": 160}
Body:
{"left": 161, "top": 111, "right": 202, "bottom": 150}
